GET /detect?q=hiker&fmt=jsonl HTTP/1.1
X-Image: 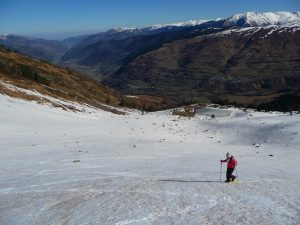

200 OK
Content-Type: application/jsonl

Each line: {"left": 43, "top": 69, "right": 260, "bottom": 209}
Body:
{"left": 221, "top": 152, "right": 238, "bottom": 182}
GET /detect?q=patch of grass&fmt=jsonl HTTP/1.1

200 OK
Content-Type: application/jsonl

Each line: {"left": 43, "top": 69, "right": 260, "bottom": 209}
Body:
{"left": 120, "top": 95, "right": 175, "bottom": 111}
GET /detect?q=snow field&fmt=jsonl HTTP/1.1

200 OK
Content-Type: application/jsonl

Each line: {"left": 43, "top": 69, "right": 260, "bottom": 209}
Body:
{"left": 0, "top": 94, "right": 299, "bottom": 225}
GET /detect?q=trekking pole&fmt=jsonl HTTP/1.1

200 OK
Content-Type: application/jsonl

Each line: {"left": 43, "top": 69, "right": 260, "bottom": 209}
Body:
{"left": 235, "top": 167, "right": 238, "bottom": 180}
{"left": 220, "top": 161, "right": 222, "bottom": 182}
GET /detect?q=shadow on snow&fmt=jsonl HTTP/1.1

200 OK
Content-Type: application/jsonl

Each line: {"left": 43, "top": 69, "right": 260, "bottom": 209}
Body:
{"left": 159, "top": 179, "right": 222, "bottom": 183}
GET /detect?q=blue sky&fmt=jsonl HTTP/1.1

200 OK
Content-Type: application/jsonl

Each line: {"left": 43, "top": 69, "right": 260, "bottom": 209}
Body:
{"left": 0, "top": 0, "right": 299, "bottom": 39}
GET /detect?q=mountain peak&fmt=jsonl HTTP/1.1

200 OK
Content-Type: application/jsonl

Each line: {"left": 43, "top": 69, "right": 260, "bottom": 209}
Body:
{"left": 0, "top": 33, "right": 11, "bottom": 40}
{"left": 226, "top": 11, "right": 300, "bottom": 26}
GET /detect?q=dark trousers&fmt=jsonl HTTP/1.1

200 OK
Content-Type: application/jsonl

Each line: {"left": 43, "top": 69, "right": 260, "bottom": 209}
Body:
{"left": 226, "top": 168, "right": 236, "bottom": 181}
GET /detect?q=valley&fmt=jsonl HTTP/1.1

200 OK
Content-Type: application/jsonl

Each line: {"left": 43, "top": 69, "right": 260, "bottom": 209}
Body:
{"left": 1, "top": 12, "right": 300, "bottom": 110}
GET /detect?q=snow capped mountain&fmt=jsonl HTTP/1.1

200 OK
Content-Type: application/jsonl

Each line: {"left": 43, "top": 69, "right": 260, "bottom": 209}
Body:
{"left": 225, "top": 12, "right": 300, "bottom": 26}
{"left": 0, "top": 33, "right": 9, "bottom": 40}
{"left": 149, "top": 20, "right": 209, "bottom": 30}
{"left": 211, "top": 13, "right": 300, "bottom": 38}
{"left": 108, "top": 20, "right": 208, "bottom": 33}
{"left": 107, "top": 12, "right": 300, "bottom": 34}
{"left": 0, "top": 34, "right": 25, "bottom": 41}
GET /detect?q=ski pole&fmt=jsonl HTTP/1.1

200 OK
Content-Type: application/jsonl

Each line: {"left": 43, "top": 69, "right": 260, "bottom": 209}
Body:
{"left": 220, "top": 161, "right": 222, "bottom": 182}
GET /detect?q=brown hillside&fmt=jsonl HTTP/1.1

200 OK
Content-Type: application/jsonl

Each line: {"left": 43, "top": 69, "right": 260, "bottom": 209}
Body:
{"left": 0, "top": 46, "right": 121, "bottom": 112}
{"left": 106, "top": 26, "right": 300, "bottom": 109}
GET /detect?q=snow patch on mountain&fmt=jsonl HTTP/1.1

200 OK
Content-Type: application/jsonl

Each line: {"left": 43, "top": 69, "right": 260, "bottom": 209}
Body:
{"left": 212, "top": 23, "right": 300, "bottom": 39}
{"left": 0, "top": 79, "right": 117, "bottom": 115}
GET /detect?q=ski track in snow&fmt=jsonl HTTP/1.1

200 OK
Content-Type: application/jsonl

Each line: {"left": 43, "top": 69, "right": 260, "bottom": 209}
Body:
{"left": 0, "top": 94, "right": 299, "bottom": 225}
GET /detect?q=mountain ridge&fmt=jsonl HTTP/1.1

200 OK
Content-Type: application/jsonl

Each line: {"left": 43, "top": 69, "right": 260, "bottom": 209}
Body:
{"left": 93, "top": 11, "right": 300, "bottom": 34}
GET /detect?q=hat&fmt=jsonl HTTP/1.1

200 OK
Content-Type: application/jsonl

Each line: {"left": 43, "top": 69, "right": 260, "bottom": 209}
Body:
{"left": 226, "top": 152, "right": 231, "bottom": 158}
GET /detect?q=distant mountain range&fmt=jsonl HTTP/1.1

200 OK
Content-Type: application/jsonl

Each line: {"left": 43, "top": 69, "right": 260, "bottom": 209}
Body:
{"left": 1, "top": 11, "right": 300, "bottom": 110}
{"left": 0, "top": 34, "right": 69, "bottom": 63}
{"left": 59, "top": 11, "right": 300, "bottom": 80}
{"left": 1, "top": 12, "right": 299, "bottom": 68}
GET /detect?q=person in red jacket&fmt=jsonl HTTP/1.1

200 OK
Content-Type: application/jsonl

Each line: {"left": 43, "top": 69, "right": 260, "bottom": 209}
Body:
{"left": 221, "top": 152, "right": 238, "bottom": 182}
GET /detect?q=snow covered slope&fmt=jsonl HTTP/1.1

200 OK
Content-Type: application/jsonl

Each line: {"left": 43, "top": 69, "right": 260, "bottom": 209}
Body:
{"left": 0, "top": 94, "right": 299, "bottom": 225}
{"left": 212, "top": 23, "right": 300, "bottom": 38}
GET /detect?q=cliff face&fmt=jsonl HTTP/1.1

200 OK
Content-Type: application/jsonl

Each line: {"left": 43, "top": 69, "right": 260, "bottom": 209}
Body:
{"left": 105, "top": 26, "right": 300, "bottom": 106}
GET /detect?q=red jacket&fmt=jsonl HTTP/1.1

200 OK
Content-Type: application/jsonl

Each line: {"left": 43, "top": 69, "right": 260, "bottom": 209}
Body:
{"left": 222, "top": 156, "right": 238, "bottom": 169}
